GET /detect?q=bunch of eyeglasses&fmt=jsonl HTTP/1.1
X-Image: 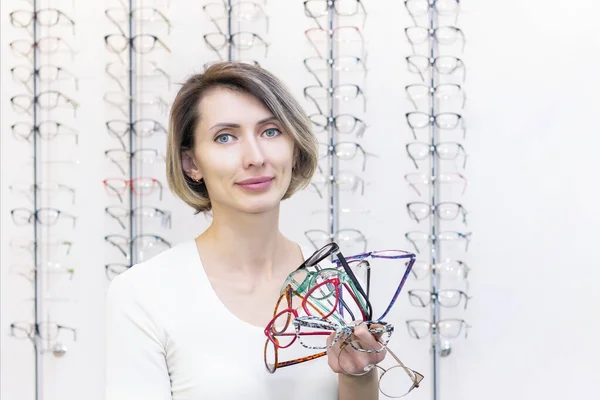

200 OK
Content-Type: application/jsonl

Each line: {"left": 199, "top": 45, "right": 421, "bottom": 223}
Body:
{"left": 202, "top": 0, "right": 269, "bottom": 64}
{"left": 263, "top": 242, "right": 424, "bottom": 397}
{"left": 103, "top": 1, "right": 173, "bottom": 279}
{"left": 402, "top": 0, "right": 472, "bottom": 348}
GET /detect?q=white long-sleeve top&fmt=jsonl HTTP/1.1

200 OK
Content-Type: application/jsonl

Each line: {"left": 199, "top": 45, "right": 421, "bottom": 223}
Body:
{"left": 105, "top": 239, "right": 339, "bottom": 400}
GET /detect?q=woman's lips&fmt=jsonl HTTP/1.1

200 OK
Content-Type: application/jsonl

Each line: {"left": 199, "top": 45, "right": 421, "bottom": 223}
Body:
{"left": 235, "top": 178, "right": 274, "bottom": 192}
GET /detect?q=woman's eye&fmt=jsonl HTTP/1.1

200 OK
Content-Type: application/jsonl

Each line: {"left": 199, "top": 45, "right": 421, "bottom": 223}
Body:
{"left": 215, "top": 133, "right": 234, "bottom": 144}
{"left": 263, "top": 128, "right": 281, "bottom": 138}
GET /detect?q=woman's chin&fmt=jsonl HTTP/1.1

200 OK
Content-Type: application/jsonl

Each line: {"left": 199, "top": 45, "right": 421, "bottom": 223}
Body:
{"left": 235, "top": 192, "right": 284, "bottom": 215}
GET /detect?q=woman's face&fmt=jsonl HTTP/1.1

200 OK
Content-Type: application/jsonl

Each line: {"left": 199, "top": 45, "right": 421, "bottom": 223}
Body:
{"left": 184, "top": 87, "right": 295, "bottom": 214}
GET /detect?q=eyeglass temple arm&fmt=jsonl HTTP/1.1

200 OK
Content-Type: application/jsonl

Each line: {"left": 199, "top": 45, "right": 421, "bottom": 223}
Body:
{"left": 157, "top": 180, "right": 164, "bottom": 201}
{"left": 336, "top": 251, "right": 372, "bottom": 320}
{"left": 406, "top": 144, "right": 419, "bottom": 168}
{"left": 106, "top": 208, "right": 127, "bottom": 230}
{"left": 303, "top": 59, "right": 324, "bottom": 87}
{"left": 58, "top": 325, "right": 77, "bottom": 341}
{"left": 105, "top": 237, "right": 129, "bottom": 258}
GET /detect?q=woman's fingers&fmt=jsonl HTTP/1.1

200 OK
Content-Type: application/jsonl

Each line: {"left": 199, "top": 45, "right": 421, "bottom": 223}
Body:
{"left": 326, "top": 325, "right": 387, "bottom": 374}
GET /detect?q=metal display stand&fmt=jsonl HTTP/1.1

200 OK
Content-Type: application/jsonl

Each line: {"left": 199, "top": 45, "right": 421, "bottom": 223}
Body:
{"left": 31, "top": 3, "right": 43, "bottom": 399}
{"left": 429, "top": 7, "right": 442, "bottom": 393}
{"left": 202, "top": 0, "right": 268, "bottom": 65}
{"left": 326, "top": 7, "right": 339, "bottom": 250}
{"left": 127, "top": 0, "right": 138, "bottom": 265}
{"left": 227, "top": 0, "right": 233, "bottom": 61}
{"left": 404, "top": 4, "right": 469, "bottom": 400}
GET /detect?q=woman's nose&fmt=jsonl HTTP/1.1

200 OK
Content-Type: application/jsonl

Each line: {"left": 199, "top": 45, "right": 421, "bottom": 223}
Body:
{"left": 242, "top": 136, "right": 266, "bottom": 168}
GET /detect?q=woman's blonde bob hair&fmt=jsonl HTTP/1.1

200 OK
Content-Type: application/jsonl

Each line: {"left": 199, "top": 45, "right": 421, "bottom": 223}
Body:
{"left": 166, "top": 62, "right": 318, "bottom": 214}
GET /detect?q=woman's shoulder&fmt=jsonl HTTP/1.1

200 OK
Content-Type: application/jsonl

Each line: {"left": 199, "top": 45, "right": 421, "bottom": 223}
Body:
{"left": 107, "top": 239, "right": 198, "bottom": 298}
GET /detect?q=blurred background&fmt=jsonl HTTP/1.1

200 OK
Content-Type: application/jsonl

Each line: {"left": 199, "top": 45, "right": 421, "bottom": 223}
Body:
{"left": 1, "top": 0, "right": 599, "bottom": 399}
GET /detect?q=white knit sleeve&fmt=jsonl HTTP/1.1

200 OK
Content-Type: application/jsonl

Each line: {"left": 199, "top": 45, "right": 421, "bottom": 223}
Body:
{"left": 105, "top": 272, "right": 172, "bottom": 400}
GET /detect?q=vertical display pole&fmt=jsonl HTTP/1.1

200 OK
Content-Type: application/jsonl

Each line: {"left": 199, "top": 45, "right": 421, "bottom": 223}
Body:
{"left": 32, "top": 0, "right": 43, "bottom": 398}
{"left": 430, "top": 6, "right": 441, "bottom": 400}
{"left": 227, "top": 0, "right": 233, "bottom": 61}
{"left": 327, "top": 5, "right": 338, "bottom": 245}
{"left": 128, "top": 0, "right": 137, "bottom": 264}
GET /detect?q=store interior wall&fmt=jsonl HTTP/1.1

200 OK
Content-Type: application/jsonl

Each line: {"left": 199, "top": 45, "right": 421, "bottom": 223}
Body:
{"left": 1, "top": 0, "right": 599, "bottom": 399}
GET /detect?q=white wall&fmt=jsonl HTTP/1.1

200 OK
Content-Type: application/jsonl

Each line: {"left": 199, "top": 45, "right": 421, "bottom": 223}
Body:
{"left": 2, "top": 0, "right": 599, "bottom": 399}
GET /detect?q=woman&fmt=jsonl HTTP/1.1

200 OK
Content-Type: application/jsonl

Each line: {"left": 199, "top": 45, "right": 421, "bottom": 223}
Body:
{"left": 105, "top": 62, "right": 384, "bottom": 400}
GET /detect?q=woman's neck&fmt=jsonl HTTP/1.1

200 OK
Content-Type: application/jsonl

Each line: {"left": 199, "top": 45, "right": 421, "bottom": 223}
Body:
{"left": 198, "top": 204, "right": 297, "bottom": 280}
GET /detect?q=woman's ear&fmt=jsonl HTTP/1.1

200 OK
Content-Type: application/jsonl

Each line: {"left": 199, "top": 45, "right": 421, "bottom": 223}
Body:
{"left": 292, "top": 147, "right": 300, "bottom": 170}
{"left": 182, "top": 150, "right": 203, "bottom": 182}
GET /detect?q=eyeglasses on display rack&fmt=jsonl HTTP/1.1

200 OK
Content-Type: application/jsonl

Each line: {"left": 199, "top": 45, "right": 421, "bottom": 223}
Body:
{"left": 405, "top": 172, "right": 467, "bottom": 196}
{"left": 405, "top": 25, "right": 465, "bottom": 54}
{"left": 309, "top": 170, "right": 366, "bottom": 198}
{"left": 203, "top": 1, "right": 269, "bottom": 32}
{"left": 405, "top": 111, "right": 466, "bottom": 139}
{"left": 304, "top": 228, "right": 367, "bottom": 254}
{"left": 10, "top": 262, "right": 75, "bottom": 283}
{"left": 105, "top": 119, "right": 167, "bottom": 149}
{"left": 408, "top": 289, "right": 471, "bottom": 309}
{"left": 10, "top": 121, "right": 78, "bottom": 143}
{"left": 106, "top": 60, "right": 171, "bottom": 91}
{"left": 406, "top": 319, "right": 471, "bottom": 340}
{"left": 10, "top": 91, "right": 79, "bottom": 117}
{"left": 409, "top": 259, "right": 470, "bottom": 281}
{"left": 105, "top": 206, "right": 171, "bottom": 230}
{"left": 10, "top": 238, "right": 73, "bottom": 256}
{"left": 11, "top": 208, "right": 77, "bottom": 227}
{"left": 103, "top": 177, "right": 164, "bottom": 203}
{"left": 303, "top": 0, "right": 367, "bottom": 29}
{"left": 104, "top": 234, "right": 172, "bottom": 260}
{"left": 406, "top": 201, "right": 468, "bottom": 225}
{"left": 105, "top": 263, "right": 132, "bottom": 280}
{"left": 9, "top": 8, "right": 76, "bottom": 32}
{"left": 304, "top": 84, "right": 366, "bottom": 115}
{"left": 309, "top": 113, "right": 367, "bottom": 138}
{"left": 406, "top": 141, "right": 468, "bottom": 169}
{"left": 104, "top": 33, "right": 171, "bottom": 54}
{"left": 406, "top": 55, "right": 466, "bottom": 83}
{"left": 317, "top": 142, "right": 377, "bottom": 172}
{"left": 9, "top": 182, "right": 76, "bottom": 204}
{"left": 105, "top": 7, "right": 173, "bottom": 35}
{"left": 304, "top": 26, "right": 366, "bottom": 59}
{"left": 10, "top": 321, "right": 77, "bottom": 341}
{"left": 11, "top": 64, "right": 79, "bottom": 92}
{"left": 103, "top": 91, "right": 169, "bottom": 117}
{"left": 405, "top": 83, "right": 466, "bottom": 111}
{"left": 404, "top": 0, "right": 461, "bottom": 25}
{"left": 203, "top": 32, "right": 269, "bottom": 60}
{"left": 10, "top": 36, "right": 76, "bottom": 61}
{"left": 104, "top": 148, "right": 165, "bottom": 175}
{"left": 304, "top": 56, "right": 367, "bottom": 87}
{"left": 405, "top": 230, "right": 471, "bottom": 254}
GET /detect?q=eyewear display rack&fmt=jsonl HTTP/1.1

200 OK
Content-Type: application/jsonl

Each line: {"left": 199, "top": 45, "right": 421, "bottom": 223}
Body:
{"left": 202, "top": 0, "right": 269, "bottom": 64}
{"left": 126, "top": 0, "right": 138, "bottom": 265}
{"left": 104, "top": 2, "right": 173, "bottom": 273}
{"left": 31, "top": 1, "right": 44, "bottom": 398}
{"left": 403, "top": 4, "right": 469, "bottom": 400}
{"left": 226, "top": 0, "right": 234, "bottom": 61}
{"left": 324, "top": 7, "right": 340, "bottom": 253}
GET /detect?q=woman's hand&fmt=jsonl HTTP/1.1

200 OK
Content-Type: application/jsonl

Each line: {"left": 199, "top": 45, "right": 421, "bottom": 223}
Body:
{"left": 325, "top": 322, "right": 387, "bottom": 375}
